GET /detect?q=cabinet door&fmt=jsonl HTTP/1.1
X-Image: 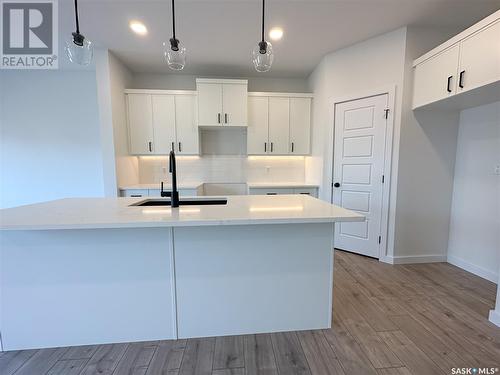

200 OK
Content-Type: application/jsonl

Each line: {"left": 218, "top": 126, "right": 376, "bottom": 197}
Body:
{"left": 197, "top": 83, "right": 223, "bottom": 126}
{"left": 152, "top": 95, "right": 176, "bottom": 154}
{"left": 268, "top": 98, "right": 290, "bottom": 154}
{"left": 127, "top": 94, "right": 154, "bottom": 154}
{"left": 289, "top": 98, "right": 311, "bottom": 155}
{"left": 458, "top": 20, "right": 500, "bottom": 94}
{"left": 247, "top": 97, "right": 269, "bottom": 155}
{"left": 222, "top": 83, "right": 248, "bottom": 126}
{"left": 175, "top": 95, "right": 199, "bottom": 155}
{"left": 413, "top": 44, "right": 460, "bottom": 109}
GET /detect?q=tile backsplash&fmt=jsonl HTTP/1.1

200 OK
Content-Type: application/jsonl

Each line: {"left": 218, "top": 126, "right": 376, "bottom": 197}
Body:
{"left": 138, "top": 155, "right": 306, "bottom": 185}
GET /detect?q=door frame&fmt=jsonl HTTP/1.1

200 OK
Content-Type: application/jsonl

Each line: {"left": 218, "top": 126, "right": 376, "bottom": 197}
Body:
{"left": 328, "top": 86, "right": 396, "bottom": 262}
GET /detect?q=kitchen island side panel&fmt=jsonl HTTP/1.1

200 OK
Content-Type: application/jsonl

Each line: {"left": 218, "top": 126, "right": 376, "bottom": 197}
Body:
{"left": 173, "top": 223, "right": 335, "bottom": 338}
{"left": 0, "top": 228, "right": 176, "bottom": 350}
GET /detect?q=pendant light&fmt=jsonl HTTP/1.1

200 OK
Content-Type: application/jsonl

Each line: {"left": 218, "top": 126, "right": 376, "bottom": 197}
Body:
{"left": 252, "top": 0, "right": 274, "bottom": 72}
{"left": 65, "top": 0, "right": 93, "bottom": 66}
{"left": 163, "top": 0, "right": 186, "bottom": 70}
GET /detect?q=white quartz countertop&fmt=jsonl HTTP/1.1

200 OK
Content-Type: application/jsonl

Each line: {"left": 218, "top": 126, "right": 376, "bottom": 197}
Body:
{"left": 0, "top": 195, "right": 364, "bottom": 230}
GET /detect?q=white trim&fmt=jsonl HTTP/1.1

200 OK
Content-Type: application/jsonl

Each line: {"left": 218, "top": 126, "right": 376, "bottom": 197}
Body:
{"left": 384, "top": 254, "right": 447, "bottom": 265}
{"left": 124, "top": 89, "right": 196, "bottom": 95}
{"left": 489, "top": 309, "right": 500, "bottom": 327}
{"left": 248, "top": 92, "right": 314, "bottom": 98}
{"left": 447, "top": 255, "right": 499, "bottom": 283}
{"left": 413, "top": 10, "right": 500, "bottom": 66}
{"left": 328, "top": 85, "right": 396, "bottom": 262}
{"left": 195, "top": 78, "right": 248, "bottom": 85}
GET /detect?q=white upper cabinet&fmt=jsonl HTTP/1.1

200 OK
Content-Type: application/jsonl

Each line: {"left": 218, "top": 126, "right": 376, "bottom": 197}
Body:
{"left": 413, "top": 45, "right": 460, "bottom": 108}
{"left": 458, "top": 20, "right": 500, "bottom": 94}
{"left": 151, "top": 95, "right": 176, "bottom": 154}
{"left": 247, "top": 94, "right": 312, "bottom": 155}
{"left": 127, "top": 94, "right": 154, "bottom": 154}
{"left": 175, "top": 95, "right": 199, "bottom": 155}
{"left": 268, "top": 98, "right": 290, "bottom": 155}
{"left": 126, "top": 91, "right": 199, "bottom": 155}
{"left": 197, "top": 82, "right": 223, "bottom": 126}
{"left": 413, "top": 11, "right": 500, "bottom": 109}
{"left": 247, "top": 96, "right": 269, "bottom": 154}
{"left": 196, "top": 79, "right": 248, "bottom": 127}
{"left": 289, "top": 98, "right": 311, "bottom": 155}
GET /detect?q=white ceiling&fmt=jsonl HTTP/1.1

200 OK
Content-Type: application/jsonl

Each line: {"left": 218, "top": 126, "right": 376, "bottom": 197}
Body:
{"left": 59, "top": 0, "right": 500, "bottom": 78}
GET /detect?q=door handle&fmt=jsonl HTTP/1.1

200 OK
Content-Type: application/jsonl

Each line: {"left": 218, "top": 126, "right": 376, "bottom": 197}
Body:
{"left": 291, "top": 142, "right": 294, "bottom": 153}
{"left": 334, "top": 182, "right": 340, "bottom": 188}
{"left": 148, "top": 141, "right": 153, "bottom": 152}
{"left": 459, "top": 70, "right": 465, "bottom": 89}
{"left": 225, "top": 113, "right": 228, "bottom": 124}
{"left": 178, "top": 142, "right": 182, "bottom": 152}
{"left": 446, "top": 76, "right": 453, "bottom": 93}
{"left": 218, "top": 113, "right": 221, "bottom": 124}
{"left": 270, "top": 142, "right": 274, "bottom": 152}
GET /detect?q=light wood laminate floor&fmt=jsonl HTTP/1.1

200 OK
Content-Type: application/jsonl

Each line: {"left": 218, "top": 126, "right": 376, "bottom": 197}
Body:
{"left": 1, "top": 250, "right": 499, "bottom": 375}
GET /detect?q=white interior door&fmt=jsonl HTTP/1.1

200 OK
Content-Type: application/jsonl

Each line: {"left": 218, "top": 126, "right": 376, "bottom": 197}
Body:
{"left": 247, "top": 96, "right": 269, "bottom": 154}
{"left": 332, "top": 94, "right": 388, "bottom": 258}
{"left": 175, "top": 95, "right": 199, "bottom": 155}
{"left": 268, "top": 97, "right": 290, "bottom": 154}
{"left": 152, "top": 95, "right": 176, "bottom": 154}
{"left": 127, "top": 94, "right": 154, "bottom": 154}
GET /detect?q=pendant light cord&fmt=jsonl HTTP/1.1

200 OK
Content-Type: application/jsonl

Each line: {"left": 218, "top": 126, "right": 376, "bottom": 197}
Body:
{"left": 74, "top": 0, "right": 80, "bottom": 34}
{"left": 172, "top": 0, "right": 176, "bottom": 40}
{"left": 261, "top": 0, "right": 265, "bottom": 42}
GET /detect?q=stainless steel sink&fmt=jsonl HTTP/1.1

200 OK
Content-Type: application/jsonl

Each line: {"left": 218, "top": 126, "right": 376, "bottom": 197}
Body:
{"left": 131, "top": 198, "right": 227, "bottom": 207}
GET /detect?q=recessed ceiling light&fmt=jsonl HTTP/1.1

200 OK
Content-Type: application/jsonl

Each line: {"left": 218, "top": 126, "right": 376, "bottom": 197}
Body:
{"left": 269, "top": 27, "right": 283, "bottom": 41}
{"left": 129, "top": 21, "right": 148, "bottom": 36}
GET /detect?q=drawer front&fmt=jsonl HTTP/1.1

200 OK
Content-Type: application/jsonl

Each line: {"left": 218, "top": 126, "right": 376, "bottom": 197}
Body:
{"left": 121, "top": 189, "right": 149, "bottom": 198}
{"left": 249, "top": 188, "right": 294, "bottom": 195}
{"left": 294, "top": 188, "right": 318, "bottom": 198}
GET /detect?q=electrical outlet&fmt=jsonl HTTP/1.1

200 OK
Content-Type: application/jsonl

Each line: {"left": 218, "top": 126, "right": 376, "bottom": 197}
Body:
{"left": 494, "top": 165, "right": 500, "bottom": 175}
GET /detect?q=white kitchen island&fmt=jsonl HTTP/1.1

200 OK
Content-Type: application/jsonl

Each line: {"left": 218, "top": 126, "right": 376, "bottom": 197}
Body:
{"left": 0, "top": 195, "right": 363, "bottom": 351}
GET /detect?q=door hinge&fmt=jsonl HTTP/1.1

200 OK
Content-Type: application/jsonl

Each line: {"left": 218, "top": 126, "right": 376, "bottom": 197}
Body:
{"left": 382, "top": 175, "right": 385, "bottom": 183}
{"left": 378, "top": 236, "right": 381, "bottom": 244}
{"left": 384, "top": 108, "right": 390, "bottom": 119}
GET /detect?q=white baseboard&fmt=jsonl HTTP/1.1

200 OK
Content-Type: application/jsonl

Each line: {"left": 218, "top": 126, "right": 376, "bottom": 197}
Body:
{"left": 382, "top": 254, "right": 447, "bottom": 265}
{"left": 489, "top": 309, "right": 500, "bottom": 327}
{"left": 447, "top": 255, "right": 498, "bottom": 284}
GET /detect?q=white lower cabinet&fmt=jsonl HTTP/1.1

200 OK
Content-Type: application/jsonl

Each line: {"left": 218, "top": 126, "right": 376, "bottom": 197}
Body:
{"left": 120, "top": 188, "right": 199, "bottom": 197}
{"left": 248, "top": 187, "right": 318, "bottom": 197}
{"left": 126, "top": 91, "right": 199, "bottom": 155}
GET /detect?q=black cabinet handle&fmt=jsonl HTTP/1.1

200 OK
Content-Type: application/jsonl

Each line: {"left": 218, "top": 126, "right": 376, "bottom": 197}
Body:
{"left": 218, "top": 113, "right": 221, "bottom": 123}
{"left": 264, "top": 142, "right": 267, "bottom": 152}
{"left": 171, "top": 142, "right": 175, "bottom": 151}
{"left": 225, "top": 113, "right": 228, "bottom": 124}
{"left": 130, "top": 194, "right": 142, "bottom": 197}
{"left": 459, "top": 70, "right": 465, "bottom": 89}
{"left": 291, "top": 142, "right": 294, "bottom": 153}
{"left": 266, "top": 192, "right": 277, "bottom": 195}
{"left": 148, "top": 141, "right": 153, "bottom": 152}
{"left": 178, "top": 142, "right": 182, "bottom": 152}
{"left": 447, "top": 76, "right": 453, "bottom": 93}
{"left": 334, "top": 182, "right": 340, "bottom": 188}
{"left": 270, "top": 142, "right": 274, "bottom": 152}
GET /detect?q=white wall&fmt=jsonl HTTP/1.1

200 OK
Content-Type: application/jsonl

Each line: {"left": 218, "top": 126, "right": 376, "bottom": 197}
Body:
{"left": 0, "top": 70, "right": 104, "bottom": 208}
{"left": 447, "top": 101, "right": 500, "bottom": 283}
{"left": 131, "top": 73, "right": 309, "bottom": 93}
